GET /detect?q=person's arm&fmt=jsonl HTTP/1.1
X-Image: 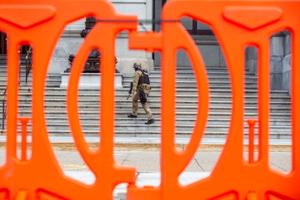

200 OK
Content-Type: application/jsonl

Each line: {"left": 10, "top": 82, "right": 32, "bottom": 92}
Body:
{"left": 132, "top": 70, "right": 141, "bottom": 94}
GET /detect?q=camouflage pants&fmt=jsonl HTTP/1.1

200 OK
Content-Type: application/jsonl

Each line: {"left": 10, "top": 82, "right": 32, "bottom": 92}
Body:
{"left": 132, "top": 84, "right": 152, "bottom": 120}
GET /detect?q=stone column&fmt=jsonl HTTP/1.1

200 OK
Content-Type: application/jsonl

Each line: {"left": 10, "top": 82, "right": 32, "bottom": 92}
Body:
{"left": 245, "top": 47, "right": 258, "bottom": 74}
{"left": 270, "top": 32, "right": 291, "bottom": 92}
{"left": 282, "top": 34, "right": 291, "bottom": 94}
{"left": 270, "top": 34, "right": 285, "bottom": 90}
{"left": 245, "top": 32, "right": 291, "bottom": 92}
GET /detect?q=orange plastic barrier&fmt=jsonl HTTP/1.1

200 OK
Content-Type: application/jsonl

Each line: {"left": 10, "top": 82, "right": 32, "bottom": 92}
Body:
{"left": 0, "top": 0, "right": 299, "bottom": 199}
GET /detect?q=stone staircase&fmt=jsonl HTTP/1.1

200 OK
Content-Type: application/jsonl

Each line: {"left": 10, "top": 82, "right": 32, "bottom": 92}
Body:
{"left": 0, "top": 58, "right": 292, "bottom": 139}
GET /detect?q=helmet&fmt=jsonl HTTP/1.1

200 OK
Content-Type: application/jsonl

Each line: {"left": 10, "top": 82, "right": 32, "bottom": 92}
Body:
{"left": 133, "top": 63, "right": 142, "bottom": 71}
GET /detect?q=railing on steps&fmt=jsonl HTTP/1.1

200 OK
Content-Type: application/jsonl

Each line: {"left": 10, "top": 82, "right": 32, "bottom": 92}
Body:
{"left": 24, "top": 47, "right": 32, "bottom": 84}
{"left": 0, "top": 48, "right": 32, "bottom": 134}
{"left": 1, "top": 87, "right": 6, "bottom": 133}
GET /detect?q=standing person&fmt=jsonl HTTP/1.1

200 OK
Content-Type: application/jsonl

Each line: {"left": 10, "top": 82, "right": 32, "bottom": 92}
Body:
{"left": 128, "top": 63, "right": 154, "bottom": 125}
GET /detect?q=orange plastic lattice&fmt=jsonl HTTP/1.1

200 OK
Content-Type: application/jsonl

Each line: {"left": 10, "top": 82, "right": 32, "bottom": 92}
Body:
{"left": 0, "top": 0, "right": 299, "bottom": 199}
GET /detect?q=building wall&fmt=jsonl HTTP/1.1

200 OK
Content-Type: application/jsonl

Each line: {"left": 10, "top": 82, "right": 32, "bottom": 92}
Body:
{"left": 49, "top": 0, "right": 153, "bottom": 75}
{"left": 246, "top": 32, "right": 291, "bottom": 92}
{"left": 48, "top": 0, "right": 292, "bottom": 92}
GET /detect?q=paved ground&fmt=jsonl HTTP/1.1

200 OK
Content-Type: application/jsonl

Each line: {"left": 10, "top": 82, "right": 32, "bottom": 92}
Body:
{"left": 0, "top": 136, "right": 292, "bottom": 199}
{"left": 0, "top": 144, "right": 292, "bottom": 174}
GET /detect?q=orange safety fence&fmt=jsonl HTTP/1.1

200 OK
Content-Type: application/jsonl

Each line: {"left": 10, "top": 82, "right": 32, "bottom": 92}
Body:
{"left": 0, "top": 0, "right": 299, "bottom": 199}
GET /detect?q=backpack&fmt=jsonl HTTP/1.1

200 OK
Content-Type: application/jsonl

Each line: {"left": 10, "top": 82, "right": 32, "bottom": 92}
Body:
{"left": 138, "top": 70, "right": 150, "bottom": 85}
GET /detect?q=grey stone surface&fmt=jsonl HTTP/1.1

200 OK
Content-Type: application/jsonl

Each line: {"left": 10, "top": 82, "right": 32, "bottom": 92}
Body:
{"left": 199, "top": 45, "right": 221, "bottom": 67}
{"left": 49, "top": 37, "right": 84, "bottom": 73}
{"left": 246, "top": 47, "right": 258, "bottom": 60}
{"left": 245, "top": 47, "right": 258, "bottom": 73}
{"left": 270, "top": 36, "right": 284, "bottom": 57}
{"left": 246, "top": 59, "right": 257, "bottom": 74}
{"left": 48, "top": 0, "right": 154, "bottom": 76}
{"left": 49, "top": 34, "right": 154, "bottom": 75}
{"left": 219, "top": 47, "right": 227, "bottom": 67}
{"left": 284, "top": 34, "right": 291, "bottom": 55}
{"left": 269, "top": 152, "right": 292, "bottom": 173}
{"left": 282, "top": 54, "right": 291, "bottom": 73}
{"left": 282, "top": 55, "right": 291, "bottom": 92}
{"left": 117, "top": 57, "right": 154, "bottom": 76}
{"left": 270, "top": 56, "right": 283, "bottom": 73}
{"left": 194, "top": 151, "right": 222, "bottom": 171}
{"left": 270, "top": 73, "right": 283, "bottom": 90}
{"left": 0, "top": 147, "right": 291, "bottom": 174}
{"left": 50, "top": 59, "right": 69, "bottom": 74}
{"left": 60, "top": 73, "right": 123, "bottom": 89}
{"left": 122, "top": 151, "right": 160, "bottom": 172}
{"left": 176, "top": 50, "right": 191, "bottom": 66}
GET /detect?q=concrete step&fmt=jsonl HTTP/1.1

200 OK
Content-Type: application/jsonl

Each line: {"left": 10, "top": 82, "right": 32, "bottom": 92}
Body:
{"left": 11, "top": 114, "right": 290, "bottom": 122}
{"left": 150, "top": 70, "right": 256, "bottom": 76}
{"left": 15, "top": 90, "right": 290, "bottom": 98}
{"left": 12, "top": 116, "right": 291, "bottom": 125}
{"left": 154, "top": 66, "right": 229, "bottom": 71}
{"left": 9, "top": 128, "right": 291, "bottom": 138}
{"left": 18, "top": 123, "right": 292, "bottom": 133}
{"left": 16, "top": 110, "right": 291, "bottom": 117}
{"left": 16, "top": 103, "right": 291, "bottom": 111}
{"left": 0, "top": 64, "right": 291, "bottom": 140}
{"left": 122, "top": 79, "right": 257, "bottom": 85}
{"left": 9, "top": 87, "right": 289, "bottom": 95}
{"left": 19, "top": 95, "right": 291, "bottom": 102}
{"left": 124, "top": 75, "right": 258, "bottom": 81}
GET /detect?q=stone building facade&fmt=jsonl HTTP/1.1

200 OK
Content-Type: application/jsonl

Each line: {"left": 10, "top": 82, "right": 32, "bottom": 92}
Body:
{"left": 246, "top": 32, "right": 291, "bottom": 93}
{"left": 50, "top": 0, "right": 154, "bottom": 76}
{"left": 0, "top": 0, "right": 292, "bottom": 93}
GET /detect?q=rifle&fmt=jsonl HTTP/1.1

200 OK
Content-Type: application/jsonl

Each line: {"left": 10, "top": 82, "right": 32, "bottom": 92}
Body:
{"left": 127, "top": 82, "right": 133, "bottom": 100}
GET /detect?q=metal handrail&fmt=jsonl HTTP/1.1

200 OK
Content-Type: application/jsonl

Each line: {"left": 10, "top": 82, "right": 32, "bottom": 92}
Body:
{"left": 0, "top": 47, "right": 31, "bottom": 133}
{"left": 1, "top": 87, "right": 7, "bottom": 132}
{"left": 24, "top": 47, "right": 32, "bottom": 83}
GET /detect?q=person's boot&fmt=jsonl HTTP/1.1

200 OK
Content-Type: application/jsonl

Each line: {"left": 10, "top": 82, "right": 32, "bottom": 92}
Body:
{"left": 128, "top": 113, "right": 137, "bottom": 118}
{"left": 145, "top": 118, "right": 154, "bottom": 125}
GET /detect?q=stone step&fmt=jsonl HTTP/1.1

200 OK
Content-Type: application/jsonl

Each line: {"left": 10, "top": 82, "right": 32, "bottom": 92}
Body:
{"left": 18, "top": 116, "right": 290, "bottom": 124}
{"left": 154, "top": 66, "right": 229, "bottom": 70}
{"left": 16, "top": 103, "right": 291, "bottom": 111}
{"left": 18, "top": 122, "right": 291, "bottom": 132}
{"left": 14, "top": 108, "right": 291, "bottom": 119}
{"left": 15, "top": 97, "right": 291, "bottom": 104}
{"left": 16, "top": 110, "right": 291, "bottom": 117}
{"left": 123, "top": 75, "right": 258, "bottom": 81}
{"left": 12, "top": 115, "right": 291, "bottom": 123}
{"left": 0, "top": 83, "right": 261, "bottom": 89}
{"left": 0, "top": 63, "right": 291, "bottom": 140}
{"left": 16, "top": 103, "right": 291, "bottom": 110}
{"left": 9, "top": 129, "right": 291, "bottom": 138}
{"left": 127, "top": 82, "right": 251, "bottom": 87}
{"left": 14, "top": 117, "right": 290, "bottom": 126}
{"left": 0, "top": 80, "right": 60, "bottom": 85}
{"left": 15, "top": 90, "right": 290, "bottom": 98}
{"left": 7, "top": 87, "right": 289, "bottom": 95}
{"left": 122, "top": 79, "right": 257, "bottom": 84}
{"left": 149, "top": 71, "right": 256, "bottom": 76}
{"left": 14, "top": 90, "right": 287, "bottom": 97}
{"left": 2, "top": 88, "right": 289, "bottom": 97}
{"left": 0, "top": 84, "right": 261, "bottom": 90}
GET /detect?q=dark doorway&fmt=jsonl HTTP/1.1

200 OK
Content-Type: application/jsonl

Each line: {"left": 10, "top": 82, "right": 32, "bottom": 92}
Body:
{"left": 0, "top": 32, "right": 31, "bottom": 64}
{"left": 153, "top": 0, "right": 212, "bottom": 35}
{"left": 0, "top": 32, "right": 7, "bottom": 55}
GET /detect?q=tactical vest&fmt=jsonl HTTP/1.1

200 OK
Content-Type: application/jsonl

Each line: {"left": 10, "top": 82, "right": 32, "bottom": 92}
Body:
{"left": 138, "top": 70, "right": 150, "bottom": 85}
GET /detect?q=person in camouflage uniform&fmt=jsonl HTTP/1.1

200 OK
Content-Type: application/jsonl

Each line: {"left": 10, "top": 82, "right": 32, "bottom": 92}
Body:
{"left": 128, "top": 63, "right": 154, "bottom": 125}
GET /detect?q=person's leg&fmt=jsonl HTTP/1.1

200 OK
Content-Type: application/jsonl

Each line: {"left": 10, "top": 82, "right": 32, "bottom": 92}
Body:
{"left": 140, "top": 89, "right": 154, "bottom": 124}
{"left": 128, "top": 91, "right": 139, "bottom": 118}
{"left": 142, "top": 102, "right": 153, "bottom": 121}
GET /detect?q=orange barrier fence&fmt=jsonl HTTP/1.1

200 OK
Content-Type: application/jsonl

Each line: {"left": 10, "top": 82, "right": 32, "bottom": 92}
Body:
{"left": 0, "top": 0, "right": 299, "bottom": 199}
